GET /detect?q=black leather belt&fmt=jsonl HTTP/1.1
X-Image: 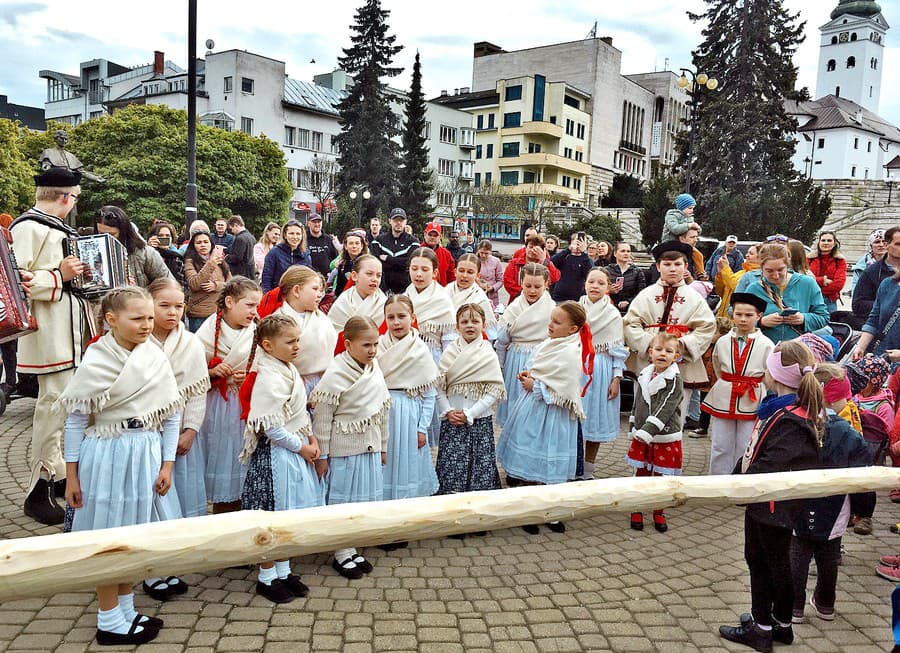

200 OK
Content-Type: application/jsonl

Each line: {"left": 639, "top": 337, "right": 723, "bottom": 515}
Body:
{"left": 125, "top": 418, "right": 145, "bottom": 429}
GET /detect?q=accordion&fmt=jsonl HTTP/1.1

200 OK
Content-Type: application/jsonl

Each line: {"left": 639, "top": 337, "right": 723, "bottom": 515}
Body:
{"left": 64, "top": 233, "right": 128, "bottom": 299}
{"left": 0, "top": 227, "right": 37, "bottom": 343}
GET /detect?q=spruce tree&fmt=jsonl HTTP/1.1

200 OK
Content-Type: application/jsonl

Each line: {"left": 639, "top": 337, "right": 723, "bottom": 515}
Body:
{"left": 334, "top": 0, "right": 403, "bottom": 218}
{"left": 398, "top": 52, "right": 433, "bottom": 233}
{"left": 683, "top": 0, "right": 830, "bottom": 242}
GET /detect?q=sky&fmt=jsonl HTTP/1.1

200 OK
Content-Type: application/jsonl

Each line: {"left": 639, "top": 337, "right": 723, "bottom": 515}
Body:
{"left": 1, "top": 0, "right": 899, "bottom": 124}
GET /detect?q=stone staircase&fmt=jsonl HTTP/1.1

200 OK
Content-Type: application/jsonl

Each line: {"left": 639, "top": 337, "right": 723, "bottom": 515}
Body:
{"left": 820, "top": 180, "right": 900, "bottom": 260}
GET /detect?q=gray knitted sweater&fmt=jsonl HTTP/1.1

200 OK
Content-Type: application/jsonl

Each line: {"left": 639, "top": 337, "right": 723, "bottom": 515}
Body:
{"left": 629, "top": 363, "right": 684, "bottom": 444}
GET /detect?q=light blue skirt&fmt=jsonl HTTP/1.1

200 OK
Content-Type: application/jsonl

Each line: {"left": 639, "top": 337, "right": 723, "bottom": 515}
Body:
{"left": 582, "top": 354, "right": 621, "bottom": 443}
{"left": 426, "top": 346, "right": 442, "bottom": 448}
{"left": 71, "top": 429, "right": 162, "bottom": 532}
{"left": 200, "top": 390, "right": 246, "bottom": 503}
{"left": 496, "top": 391, "right": 579, "bottom": 485}
{"left": 384, "top": 391, "right": 439, "bottom": 500}
{"left": 324, "top": 452, "right": 383, "bottom": 505}
{"left": 172, "top": 433, "right": 208, "bottom": 517}
{"left": 497, "top": 344, "right": 537, "bottom": 427}
{"left": 302, "top": 373, "right": 322, "bottom": 399}
{"left": 272, "top": 439, "right": 323, "bottom": 511}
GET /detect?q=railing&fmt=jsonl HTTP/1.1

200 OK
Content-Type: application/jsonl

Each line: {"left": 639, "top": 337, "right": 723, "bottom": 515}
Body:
{"left": 619, "top": 139, "right": 647, "bottom": 156}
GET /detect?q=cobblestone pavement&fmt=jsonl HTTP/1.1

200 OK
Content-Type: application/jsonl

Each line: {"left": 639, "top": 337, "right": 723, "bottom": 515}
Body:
{"left": 1, "top": 396, "right": 897, "bottom": 652}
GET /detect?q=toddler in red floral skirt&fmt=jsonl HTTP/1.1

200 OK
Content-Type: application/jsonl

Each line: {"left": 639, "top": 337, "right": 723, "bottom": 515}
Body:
{"left": 626, "top": 332, "right": 684, "bottom": 532}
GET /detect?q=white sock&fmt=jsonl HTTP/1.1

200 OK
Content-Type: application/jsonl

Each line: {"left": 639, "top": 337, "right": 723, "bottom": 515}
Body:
{"left": 583, "top": 461, "right": 595, "bottom": 479}
{"left": 98, "top": 606, "right": 136, "bottom": 635}
{"left": 275, "top": 560, "right": 291, "bottom": 579}
{"left": 757, "top": 623, "right": 772, "bottom": 631}
{"left": 117, "top": 593, "right": 137, "bottom": 622}
{"left": 335, "top": 548, "right": 358, "bottom": 567}
{"left": 258, "top": 565, "right": 277, "bottom": 586}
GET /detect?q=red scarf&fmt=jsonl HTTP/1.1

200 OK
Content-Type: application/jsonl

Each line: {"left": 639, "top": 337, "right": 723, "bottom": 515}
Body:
{"left": 580, "top": 323, "right": 595, "bottom": 397}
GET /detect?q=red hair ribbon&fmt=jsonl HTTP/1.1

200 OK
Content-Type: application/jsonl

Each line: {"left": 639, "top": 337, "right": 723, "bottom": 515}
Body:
{"left": 334, "top": 319, "right": 388, "bottom": 355}
{"left": 257, "top": 287, "right": 285, "bottom": 319}
{"left": 238, "top": 370, "right": 258, "bottom": 421}
{"left": 580, "top": 323, "right": 596, "bottom": 397}
{"left": 646, "top": 323, "right": 691, "bottom": 336}
{"left": 719, "top": 371, "right": 761, "bottom": 402}
{"left": 207, "top": 356, "right": 230, "bottom": 399}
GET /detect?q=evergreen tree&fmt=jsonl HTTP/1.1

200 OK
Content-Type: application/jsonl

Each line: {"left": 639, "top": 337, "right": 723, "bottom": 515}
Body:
{"left": 398, "top": 52, "right": 433, "bottom": 233}
{"left": 640, "top": 172, "right": 681, "bottom": 247}
{"left": 334, "top": 0, "right": 403, "bottom": 218}
{"left": 683, "top": 0, "right": 830, "bottom": 240}
{"left": 602, "top": 174, "right": 645, "bottom": 208}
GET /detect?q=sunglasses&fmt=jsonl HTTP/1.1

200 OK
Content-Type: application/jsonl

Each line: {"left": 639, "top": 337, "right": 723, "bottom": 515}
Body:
{"left": 765, "top": 235, "right": 789, "bottom": 243}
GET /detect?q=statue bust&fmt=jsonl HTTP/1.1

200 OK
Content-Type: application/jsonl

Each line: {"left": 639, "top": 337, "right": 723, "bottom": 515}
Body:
{"left": 39, "top": 130, "right": 105, "bottom": 184}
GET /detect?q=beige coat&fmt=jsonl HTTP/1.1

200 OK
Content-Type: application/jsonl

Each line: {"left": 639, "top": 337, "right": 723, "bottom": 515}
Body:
{"left": 11, "top": 210, "right": 95, "bottom": 375}
{"left": 184, "top": 256, "right": 229, "bottom": 318}
{"left": 623, "top": 280, "right": 716, "bottom": 387}
{"left": 701, "top": 330, "right": 775, "bottom": 420}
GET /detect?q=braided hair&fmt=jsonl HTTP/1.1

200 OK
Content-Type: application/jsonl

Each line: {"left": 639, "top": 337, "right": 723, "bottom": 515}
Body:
{"left": 246, "top": 314, "right": 298, "bottom": 373}
{"left": 213, "top": 276, "right": 261, "bottom": 359}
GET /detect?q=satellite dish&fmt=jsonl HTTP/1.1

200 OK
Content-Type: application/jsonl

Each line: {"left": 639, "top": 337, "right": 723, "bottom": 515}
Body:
{"left": 205, "top": 39, "right": 215, "bottom": 51}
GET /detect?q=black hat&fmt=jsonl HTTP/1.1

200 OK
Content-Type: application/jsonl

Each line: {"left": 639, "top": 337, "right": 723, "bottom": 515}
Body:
{"left": 651, "top": 240, "right": 693, "bottom": 262}
{"left": 389, "top": 207, "right": 407, "bottom": 220}
{"left": 34, "top": 167, "right": 81, "bottom": 187}
{"left": 729, "top": 292, "right": 767, "bottom": 313}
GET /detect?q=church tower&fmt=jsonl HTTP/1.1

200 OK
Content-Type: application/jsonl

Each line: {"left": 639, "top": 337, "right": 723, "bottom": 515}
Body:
{"left": 815, "top": 0, "right": 889, "bottom": 112}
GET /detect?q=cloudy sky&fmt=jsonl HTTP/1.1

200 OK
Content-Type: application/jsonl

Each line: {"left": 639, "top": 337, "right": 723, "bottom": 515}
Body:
{"left": 2, "top": 0, "right": 899, "bottom": 123}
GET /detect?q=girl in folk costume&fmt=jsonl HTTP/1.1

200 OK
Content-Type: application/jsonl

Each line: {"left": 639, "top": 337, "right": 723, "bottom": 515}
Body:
{"left": 61, "top": 288, "right": 183, "bottom": 646}
{"left": 496, "top": 301, "right": 593, "bottom": 535}
{"left": 701, "top": 293, "right": 775, "bottom": 475}
{"left": 328, "top": 254, "right": 387, "bottom": 336}
{"left": 623, "top": 241, "right": 716, "bottom": 422}
{"left": 239, "top": 315, "right": 322, "bottom": 604}
{"left": 436, "top": 303, "right": 505, "bottom": 510}
{"left": 143, "top": 278, "right": 211, "bottom": 603}
{"left": 719, "top": 341, "right": 823, "bottom": 652}
{"left": 626, "top": 332, "right": 685, "bottom": 533}
{"left": 377, "top": 295, "right": 439, "bottom": 550}
{"left": 260, "top": 266, "right": 337, "bottom": 396}
{"left": 311, "top": 316, "right": 392, "bottom": 579}
{"left": 579, "top": 267, "right": 628, "bottom": 479}
{"left": 406, "top": 247, "right": 457, "bottom": 447}
{"left": 494, "top": 263, "right": 556, "bottom": 427}
{"left": 195, "top": 276, "right": 261, "bottom": 514}
{"left": 446, "top": 254, "right": 498, "bottom": 339}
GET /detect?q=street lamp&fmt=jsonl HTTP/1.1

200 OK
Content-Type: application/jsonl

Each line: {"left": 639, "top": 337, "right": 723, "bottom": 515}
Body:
{"left": 677, "top": 68, "right": 719, "bottom": 194}
{"left": 349, "top": 188, "right": 371, "bottom": 225}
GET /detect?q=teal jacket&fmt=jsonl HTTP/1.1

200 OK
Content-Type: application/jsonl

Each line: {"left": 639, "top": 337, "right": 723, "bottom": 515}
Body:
{"left": 660, "top": 209, "right": 691, "bottom": 243}
{"left": 744, "top": 273, "right": 830, "bottom": 343}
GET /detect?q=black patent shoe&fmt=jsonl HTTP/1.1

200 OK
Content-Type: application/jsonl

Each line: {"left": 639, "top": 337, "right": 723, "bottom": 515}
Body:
{"left": 521, "top": 524, "right": 540, "bottom": 535}
{"left": 23, "top": 479, "right": 64, "bottom": 525}
{"left": 53, "top": 479, "right": 66, "bottom": 498}
{"left": 740, "top": 613, "right": 793, "bottom": 644}
{"left": 133, "top": 614, "right": 164, "bottom": 631}
{"left": 282, "top": 574, "right": 309, "bottom": 597}
{"left": 546, "top": 521, "right": 566, "bottom": 533}
{"left": 96, "top": 620, "right": 159, "bottom": 646}
{"left": 352, "top": 554, "right": 373, "bottom": 574}
{"left": 164, "top": 576, "right": 189, "bottom": 595}
{"left": 719, "top": 619, "right": 773, "bottom": 653}
{"left": 142, "top": 579, "right": 174, "bottom": 602}
{"left": 332, "top": 557, "right": 364, "bottom": 580}
{"left": 256, "top": 578, "right": 294, "bottom": 603}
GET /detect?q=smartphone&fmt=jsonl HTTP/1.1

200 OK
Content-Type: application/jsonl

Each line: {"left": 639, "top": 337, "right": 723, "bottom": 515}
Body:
{"left": 780, "top": 308, "right": 798, "bottom": 317}
{"left": 213, "top": 245, "right": 225, "bottom": 256}
{"left": 157, "top": 235, "right": 171, "bottom": 248}
{"left": 576, "top": 232, "right": 587, "bottom": 242}
{"left": 616, "top": 277, "right": 624, "bottom": 286}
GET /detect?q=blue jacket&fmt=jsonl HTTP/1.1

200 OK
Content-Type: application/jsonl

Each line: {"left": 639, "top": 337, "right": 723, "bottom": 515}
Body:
{"left": 852, "top": 257, "right": 895, "bottom": 319}
{"left": 862, "top": 276, "right": 900, "bottom": 355}
{"left": 705, "top": 246, "right": 745, "bottom": 280}
{"left": 261, "top": 241, "right": 312, "bottom": 292}
{"left": 744, "top": 273, "right": 830, "bottom": 343}
{"left": 795, "top": 413, "right": 869, "bottom": 542}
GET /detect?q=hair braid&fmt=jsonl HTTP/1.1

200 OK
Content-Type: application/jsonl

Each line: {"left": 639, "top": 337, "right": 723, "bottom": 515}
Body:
{"left": 213, "top": 310, "right": 222, "bottom": 360}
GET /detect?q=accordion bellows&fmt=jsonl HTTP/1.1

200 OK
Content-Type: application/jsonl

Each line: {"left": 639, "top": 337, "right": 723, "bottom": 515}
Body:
{"left": 0, "top": 227, "right": 36, "bottom": 343}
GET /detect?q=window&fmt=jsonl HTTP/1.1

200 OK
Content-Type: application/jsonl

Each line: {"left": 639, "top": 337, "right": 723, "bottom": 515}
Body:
{"left": 474, "top": 172, "right": 481, "bottom": 187}
{"left": 486, "top": 144, "right": 494, "bottom": 159}
{"left": 440, "top": 125, "right": 457, "bottom": 144}
{"left": 505, "top": 85, "right": 523, "bottom": 101}
{"left": 827, "top": 59, "right": 836, "bottom": 72}
{"left": 575, "top": 151, "right": 583, "bottom": 162}
{"left": 831, "top": 36, "right": 838, "bottom": 44}
{"left": 438, "top": 159, "right": 455, "bottom": 176}
{"left": 851, "top": 32, "right": 858, "bottom": 41}
{"left": 459, "top": 161, "right": 473, "bottom": 178}
{"left": 564, "top": 95, "right": 580, "bottom": 109}
{"left": 241, "top": 77, "right": 255, "bottom": 94}
{"left": 501, "top": 142, "right": 520, "bottom": 157}
{"left": 865, "top": 169, "right": 870, "bottom": 179}
{"left": 528, "top": 142, "right": 542, "bottom": 153}
{"left": 503, "top": 112, "right": 521, "bottom": 128}
{"left": 577, "top": 123, "right": 585, "bottom": 139}
{"left": 854, "top": 137, "right": 859, "bottom": 149}
{"left": 476, "top": 114, "right": 484, "bottom": 130}
{"left": 563, "top": 147, "right": 573, "bottom": 159}
{"left": 573, "top": 178, "right": 582, "bottom": 192}
{"left": 847, "top": 56, "right": 856, "bottom": 69}
{"left": 286, "top": 168, "right": 295, "bottom": 187}
{"left": 298, "top": 129, "right": 310, "bottom": 149}
{"left": 818, "top": 138, "right": 825, "bottom": 149}
{"left": 565, "top": 119, "right": 575, "bottom": 136}
{"left": 422, "top": 122, "right": 431, "bottom": 139}
{"left": 523, "top": 171, "right": 536, "bottom": 183}
{"left": 868, "top": 141, "right": 872, "bottom": 153}
{"left": 851, "top": 166, "right": 857, "bottom": 177}
{"left": 561, "top": 175, "right": 571, "bottom": 188}
{"left": 312, "top": 131, "right": 323, "bottom": 151}
{"left": 437, "top": 192, "right": 454, "bottom": 206}
{"left": 475, "top": 145, "right": 482, "bottom": 159}
{"left": 297, "top": 170, "right": 308, "bottom": 189}
{"left": 499, "top": 171, "right": 518, "bottom": 186}
{"left": 224, "top": 76, "right": 233, "bottom": 93}
{"left": 836, "top": 86, "right": 841, "bottom": 97}
{"left": 240, "top": 116, "right": 253, "bottom": 135}
{"left": 487, "top": 113, "right": 495, "bottom": 129}
{"left": 485, "top": 172, "right": 492, "bottom": 185}
{"left": 284, "top": 126, "right": 295, "bottom": 146}
{"left": 872, "top": 58, "right": 878, "bottom": 70}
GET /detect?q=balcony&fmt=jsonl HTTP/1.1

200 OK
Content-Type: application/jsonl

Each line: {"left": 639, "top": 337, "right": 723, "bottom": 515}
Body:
{"left": 497, "top": 152, "right": 591, "bottom": 176}
{"left": 459, "top": 128, "right": 476, "bottom": 149}
{"left": 503, "top": 120, "right": 564, "bottom": 139}
{"left": 619, "top": 139, "right": 647, "bottom": 156}
{"left": 499, "top": 182, "right": 584, "bottom": 201}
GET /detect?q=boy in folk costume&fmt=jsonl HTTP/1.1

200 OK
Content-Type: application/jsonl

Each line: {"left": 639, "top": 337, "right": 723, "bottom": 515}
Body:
{"left": 13, "top": 167, "right": 97, "bottom": 525}
{"left": 701, "top": 293, "right": 775, "bottom": 475}
{"left": 624, "top": 241, "right": 716, "bottom": 423}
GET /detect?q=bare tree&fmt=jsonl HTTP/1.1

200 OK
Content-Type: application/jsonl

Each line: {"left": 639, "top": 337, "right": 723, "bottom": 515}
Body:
{"left": 303, "top": 155, "right": 340, "bottom": 220}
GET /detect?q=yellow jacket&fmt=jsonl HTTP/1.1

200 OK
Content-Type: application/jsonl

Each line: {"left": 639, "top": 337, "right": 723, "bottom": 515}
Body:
{"left": 716, "top": 260, "right": 760, "bottom": 318}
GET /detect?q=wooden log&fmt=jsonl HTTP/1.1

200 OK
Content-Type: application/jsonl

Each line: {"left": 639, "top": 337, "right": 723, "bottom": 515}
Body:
{"left": 0, "top": 467, "right": 897, "bottom": 601}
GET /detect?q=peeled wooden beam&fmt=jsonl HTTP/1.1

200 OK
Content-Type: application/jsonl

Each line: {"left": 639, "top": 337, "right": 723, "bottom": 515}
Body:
{"left": 0, "top": 467, "right": 897, "bottom": 601}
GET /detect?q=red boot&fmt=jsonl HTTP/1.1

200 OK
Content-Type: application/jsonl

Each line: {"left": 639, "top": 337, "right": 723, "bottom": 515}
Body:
{"left": 653, "top": 510, "right": 668, "bottom": 533}
{"left": 630, "top": 512, "right": 643, "bottom": 531}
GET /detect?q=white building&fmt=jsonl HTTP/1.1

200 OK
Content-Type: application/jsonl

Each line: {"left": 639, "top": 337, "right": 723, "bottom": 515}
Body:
{"left": 787, "top": 0, "right": 900, "bottom": 180}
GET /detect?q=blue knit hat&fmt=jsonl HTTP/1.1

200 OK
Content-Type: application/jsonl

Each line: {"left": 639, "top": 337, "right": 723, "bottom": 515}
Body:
{"left": 675, "top": 194, "right": 696, "bottom": 211}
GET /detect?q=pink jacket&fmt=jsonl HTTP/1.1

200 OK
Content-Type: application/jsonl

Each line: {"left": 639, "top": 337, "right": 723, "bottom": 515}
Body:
{"left": 855, "top": 389, "right": 895, "bottom": 431}
{"left": 478, "top": 254, "right": 503, "bottom": 306}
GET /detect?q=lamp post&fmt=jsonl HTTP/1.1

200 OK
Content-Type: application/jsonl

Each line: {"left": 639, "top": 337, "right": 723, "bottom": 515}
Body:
{"left": 676, "top": 68, "right": 719, "bottom": 194}
{"left": 348, "top": 188, "right": 371, "bottom": 226}
{"left": 185, "top": 0, "right": 198, "bottom": 225}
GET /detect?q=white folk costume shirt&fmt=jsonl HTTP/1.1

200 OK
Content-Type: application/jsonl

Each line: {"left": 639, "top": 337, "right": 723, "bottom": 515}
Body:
{"left": 11, "top": 208, "right": 97, "bottom": 374}
{"left": 377, "top": 329, "right": 438, "bottom": 397}
{"left": 623, "top": 280, "right": 716, "bottom": 387}
{"left": 701, "top": 330, "right": 775, "bottom": 420}
{"left": 275, "top": 303, "right": 337, "bottom": 377}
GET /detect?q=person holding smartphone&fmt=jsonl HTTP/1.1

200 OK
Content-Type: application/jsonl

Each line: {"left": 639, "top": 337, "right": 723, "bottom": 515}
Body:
{"left": 606, "top": 241, "right": 646, "bottom": 314}
{"left": 147, "top": 221, "right": 185, "bottom": 288}
{"left": 550, "top": 232, "right": 593, "bottom": 302}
